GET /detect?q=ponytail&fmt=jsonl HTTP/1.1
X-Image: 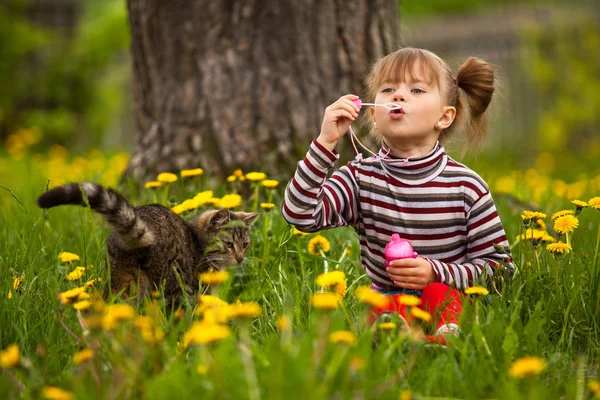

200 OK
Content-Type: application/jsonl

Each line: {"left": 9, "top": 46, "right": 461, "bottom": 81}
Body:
{"left": 452, "top": 57, "right": 495, "bottom": 150}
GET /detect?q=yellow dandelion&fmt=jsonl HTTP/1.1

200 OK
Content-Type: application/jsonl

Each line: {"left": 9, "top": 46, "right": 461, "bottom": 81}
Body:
{"left": 196, "top": 295, "right": 229, "bottom": 313}
{"left": 144, "top": 181, "right": 162, "bottom": 189}
{"left": 13, "top": 276, "right": 21, "bottom": 291}
{"left": 227, "top": 301, "right": 262, "bottom": 319}
{"left": 334, "top": 279, "right": 348, "bottom": 297}
{"left": 554, "top": 215, "right": 579, "bottom": 234}
{"left": 183, "top": 322, "right": 230, "bottom": 348}
{"left": 551, "top": 209, "right": 574, "bottom": 220}
{"left": 73, "top": 300, "right": 91, "bottom": 311}
{"left": 311, "top": 292, "right": 339, "bottom": 310}
{"left": 350, "top": 357, "right": 364, "bottom": 372}
{"left": 73, "top": 349, "right": 93, "bottom": 365}
{"left": 8, "top": 291, "right": 12, "bottom": 300}
{"left": 58, "top": 252, "right": 80, "bottom": 263}
{"left": 589, "top": 197, "right": 600, "bottom": 210}
{"left": 293, "top": 227, "right": 308, "bottom": 235}
{"left": 519, "top": 229, "right": 554, "bottom": 242}
{"left": 41, "top": 386, "right": 74, "bottom": 400}
{"left": 276, "top": 315, "right": 290, "bottom": 331}
{"left": 233, "top": 169, "right": 244, "bottom": 177}
{"left": 260, "top": 202, "right": 275, "bottom": 210}
{"left": 546, "top": 242, "right": 572, "bottom": 255}
{"left": 410, "top": 307, "right": 432, "bottom": 322}
{"left": 521, "top": 211, "right": 547, "bottom": 222}
{"left": 379, "top": 322, "right": 397, "bottom": 330}
{"left": 245, "top": 172, "right": 267, "bottom": 181}
{"left": 536, "top": 219, "right": 546, "bottom": 231}
{"left": 102, "top": 304, "right": 136, "bottom": 330}
{"left": 588, "top": 380, "right": 600, "bottom": 395}
{"left": 262, "top": 179, "right": 280, "bottom": 188}
{"left": 329, "top": 330, "right": 356, "bottom": 345}
{"left": 181, "top": 168, "right": 204, "bottom": 177}
{"left": 157, "top": 172, "right": 178, "bottom": 183}
{"left": 399, "top": 390, "right": 412, "bottom": 400}
{"left": 58, "top": 286, "right": 87, "bottom": 304}
{"left": 0, "top": 344, "right": 20, "bottom": 368}
{"left": 307, "top": 235, "right": 331, "bottom": 255}
{"left": 316, "top": 270, "right": 346, "bottom": 289}
{"left": 508, "top": 356, "right": 547, "bottom": 378}
{"left": 355, "top": 286, "right": 390, "bottom": 308}
{"left": 227, "top": 175, "right": 237, "bottom": 182}
{"left": 193, "top": 190, "right": 214, "bottom": 206}
{"left": 571, "top": 199, "right": 588, "bottom": 210}
{"left": 200, "top": 270, "right": 229, "bottom": 285}
{"left": 397, "top": 294, "right": 422, "bottom": 307}
{"left": 151, "top": 290, "right": 160, "bottom": 299}
{"left": 174, "top": 308, "right": 185, "bottom": 319}
{"left": 464, "top": 286, "right": 489, "bottom": 296}
{"left": 84, "top": 278, "right": 101, "bottom": 288}
{"left": 219, "top": 194, "right": 242, "bottom": 209}
{"left": 197, "top": 364, "right": 210, "bottom": 375}
{"left": 66, "top": 266, "right": 86, "bottom": 281}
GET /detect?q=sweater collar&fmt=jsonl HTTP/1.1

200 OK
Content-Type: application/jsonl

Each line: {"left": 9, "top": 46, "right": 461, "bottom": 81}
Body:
{"left": 365, "top": 141, "right": 448, "bottom": 185}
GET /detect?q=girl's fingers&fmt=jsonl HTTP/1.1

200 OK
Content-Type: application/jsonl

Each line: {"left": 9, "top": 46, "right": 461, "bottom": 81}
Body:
{"left": 393, "top": 281, "right": 424, "bottom": 290}
{"left": 332, "top": 110, "right": 355, "bottom": 122}
{"left": 330, "top": 101, "right": 359, "bottom": 118}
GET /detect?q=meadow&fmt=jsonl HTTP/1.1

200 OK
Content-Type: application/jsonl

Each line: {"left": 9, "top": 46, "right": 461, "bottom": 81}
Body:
{"left": 1, "top": 130, "right": 600, "bottom": 400}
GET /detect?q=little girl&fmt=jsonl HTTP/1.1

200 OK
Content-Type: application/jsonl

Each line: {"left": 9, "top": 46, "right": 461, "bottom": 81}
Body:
{"left": 282, "top": 47, "right": 514, "bottom": 339}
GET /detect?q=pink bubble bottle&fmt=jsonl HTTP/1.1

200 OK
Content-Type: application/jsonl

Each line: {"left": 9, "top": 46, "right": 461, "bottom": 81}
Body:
{"left": 384, "top": 233, "right": 418, "bottom": 267}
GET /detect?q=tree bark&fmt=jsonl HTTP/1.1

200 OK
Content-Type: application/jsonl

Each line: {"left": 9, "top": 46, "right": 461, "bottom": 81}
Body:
{"left": 125, "top": 0, "right": 398, "bottom": 181}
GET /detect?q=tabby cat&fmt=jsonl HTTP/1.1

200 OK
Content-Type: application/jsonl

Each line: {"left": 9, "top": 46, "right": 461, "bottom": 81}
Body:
{"left": 37, "top": 182, "right": 259, "bottom": 306}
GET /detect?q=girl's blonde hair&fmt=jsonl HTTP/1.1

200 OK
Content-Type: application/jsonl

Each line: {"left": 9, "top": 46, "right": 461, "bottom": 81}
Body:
{"left": 364, "top": 47, "right": 495, "bottom": 150}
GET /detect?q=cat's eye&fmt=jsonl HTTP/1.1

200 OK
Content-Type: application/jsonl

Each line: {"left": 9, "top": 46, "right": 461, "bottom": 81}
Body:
{"left": 226, "top": 242, "right": 234, "bottom": 249}
{"left": 243, "top": 242, "right": 249, "bottom": 249}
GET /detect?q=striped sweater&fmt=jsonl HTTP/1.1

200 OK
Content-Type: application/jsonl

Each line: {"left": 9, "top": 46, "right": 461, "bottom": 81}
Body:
{"left": 282, "top": 139, "right": 514, "bottom": 291}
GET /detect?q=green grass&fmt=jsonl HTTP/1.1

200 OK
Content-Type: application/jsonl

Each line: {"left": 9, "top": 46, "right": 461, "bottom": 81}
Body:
{"left": 1, "top": 149, "right": 600, "bottom": 400}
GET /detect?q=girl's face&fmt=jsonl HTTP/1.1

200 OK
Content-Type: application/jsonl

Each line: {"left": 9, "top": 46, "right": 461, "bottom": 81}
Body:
{"left": 370, "top": 69, "right": 454, "bottom": 148}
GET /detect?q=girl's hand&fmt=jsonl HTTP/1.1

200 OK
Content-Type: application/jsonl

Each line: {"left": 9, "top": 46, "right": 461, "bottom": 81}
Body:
{"left": 316, "top": 94, "right": 360, "bottom": 151}
{"left": 386, "top": 257, "right": 437, "bottom": 290}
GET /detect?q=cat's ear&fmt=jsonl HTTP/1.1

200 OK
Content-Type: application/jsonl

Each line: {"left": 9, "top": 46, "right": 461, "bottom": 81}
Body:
{"left": 235, "top": 212, "right": 260, "bottom": 226}
{"left": 209, "top": 209, "right": 230, "bottom": 229}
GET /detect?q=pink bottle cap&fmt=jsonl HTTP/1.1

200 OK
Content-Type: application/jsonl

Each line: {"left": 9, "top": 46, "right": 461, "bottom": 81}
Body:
{"left": 385, "top": 233, "right": 418, "bottom": 260}
{"left": 353, "top": 98, "right": 362, "bottom": 109}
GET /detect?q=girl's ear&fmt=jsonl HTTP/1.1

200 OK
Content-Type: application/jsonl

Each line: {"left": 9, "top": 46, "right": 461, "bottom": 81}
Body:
{"left": 369, "top": 107, "right": 376, "bottom": 124}
{"left": 436, "top": 106, "right": 456, "bottom": 130}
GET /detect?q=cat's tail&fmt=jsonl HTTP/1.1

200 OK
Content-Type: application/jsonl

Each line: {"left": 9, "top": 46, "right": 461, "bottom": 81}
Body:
{"left": 37, "top": 182, "right": 155, "bottom": 248}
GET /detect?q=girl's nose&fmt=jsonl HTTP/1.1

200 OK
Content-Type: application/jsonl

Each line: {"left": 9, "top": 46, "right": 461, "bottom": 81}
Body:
{"left": 393, "top": 91, "right": 405, "bottom": 102}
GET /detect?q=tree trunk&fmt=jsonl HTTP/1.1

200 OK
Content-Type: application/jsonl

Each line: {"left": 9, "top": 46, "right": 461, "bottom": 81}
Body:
{"left": 124, "top": 0, "right": 398, "bottom": 181}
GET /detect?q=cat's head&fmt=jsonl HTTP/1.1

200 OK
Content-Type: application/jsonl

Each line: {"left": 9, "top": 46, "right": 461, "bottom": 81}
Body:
{"left": 188, "top": 209, "right": 260, "bottom": 271}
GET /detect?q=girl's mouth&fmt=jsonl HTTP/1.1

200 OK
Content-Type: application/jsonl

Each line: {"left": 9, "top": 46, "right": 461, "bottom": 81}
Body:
{"left": 389, "top": 108, "right": 404, "bottom": 119}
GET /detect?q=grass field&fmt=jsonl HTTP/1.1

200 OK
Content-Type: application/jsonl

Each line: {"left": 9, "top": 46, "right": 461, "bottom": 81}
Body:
{"left": 1, "top": 141, "right": 600, "bottom": 400}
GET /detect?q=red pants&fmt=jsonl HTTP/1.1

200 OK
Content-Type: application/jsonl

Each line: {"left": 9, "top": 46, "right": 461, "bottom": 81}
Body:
{"left": 368, "top": 283, "right": 463, "bottom": 330}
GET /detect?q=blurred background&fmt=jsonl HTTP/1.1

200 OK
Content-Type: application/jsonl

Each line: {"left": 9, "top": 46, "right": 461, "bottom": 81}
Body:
{"left": 1, "top": 0, "right": 599, "bottom": 190}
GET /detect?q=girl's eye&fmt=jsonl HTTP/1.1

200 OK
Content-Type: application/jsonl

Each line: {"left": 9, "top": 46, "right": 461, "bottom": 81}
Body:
{"left": 382, "top": 88, "right": 395, "bottom": 93}
{"left": 411, "top": 88, "right": 424, "bottom": 94}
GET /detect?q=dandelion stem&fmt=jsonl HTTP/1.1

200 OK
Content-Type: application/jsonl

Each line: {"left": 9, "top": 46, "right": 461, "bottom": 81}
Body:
{"left": 534, "top": 248, "right": 541, "bottom": 273}
{"left": 339, "top": 300, "right": 357, "bottom": 335}
{"left": 253, "top": 183, "right": 260, "bottom": 212}
{"left": 593, "top": 223, "right": 600, "bottom": 310}
{"left": 239, "top": 325, "right": 261, "bottom": 400}
{"left": 319, "top": 249, "right": 329, "bottom": 274}
{"left": 58, "top": 314, "right": 81, "bottom": 344}
{"left": 314, "top": 313, "right": 332, "bottom": 368}
{"left": 555, "top": 259, "right": 559, "bottom": 292}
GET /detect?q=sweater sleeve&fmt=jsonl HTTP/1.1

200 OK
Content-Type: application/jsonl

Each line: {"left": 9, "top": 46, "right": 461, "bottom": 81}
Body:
{"left": 281, "top": 139, "right": 359, "bottom": 232}
{"left": 428, "top": 191, "right": 514, "bottom": 291}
